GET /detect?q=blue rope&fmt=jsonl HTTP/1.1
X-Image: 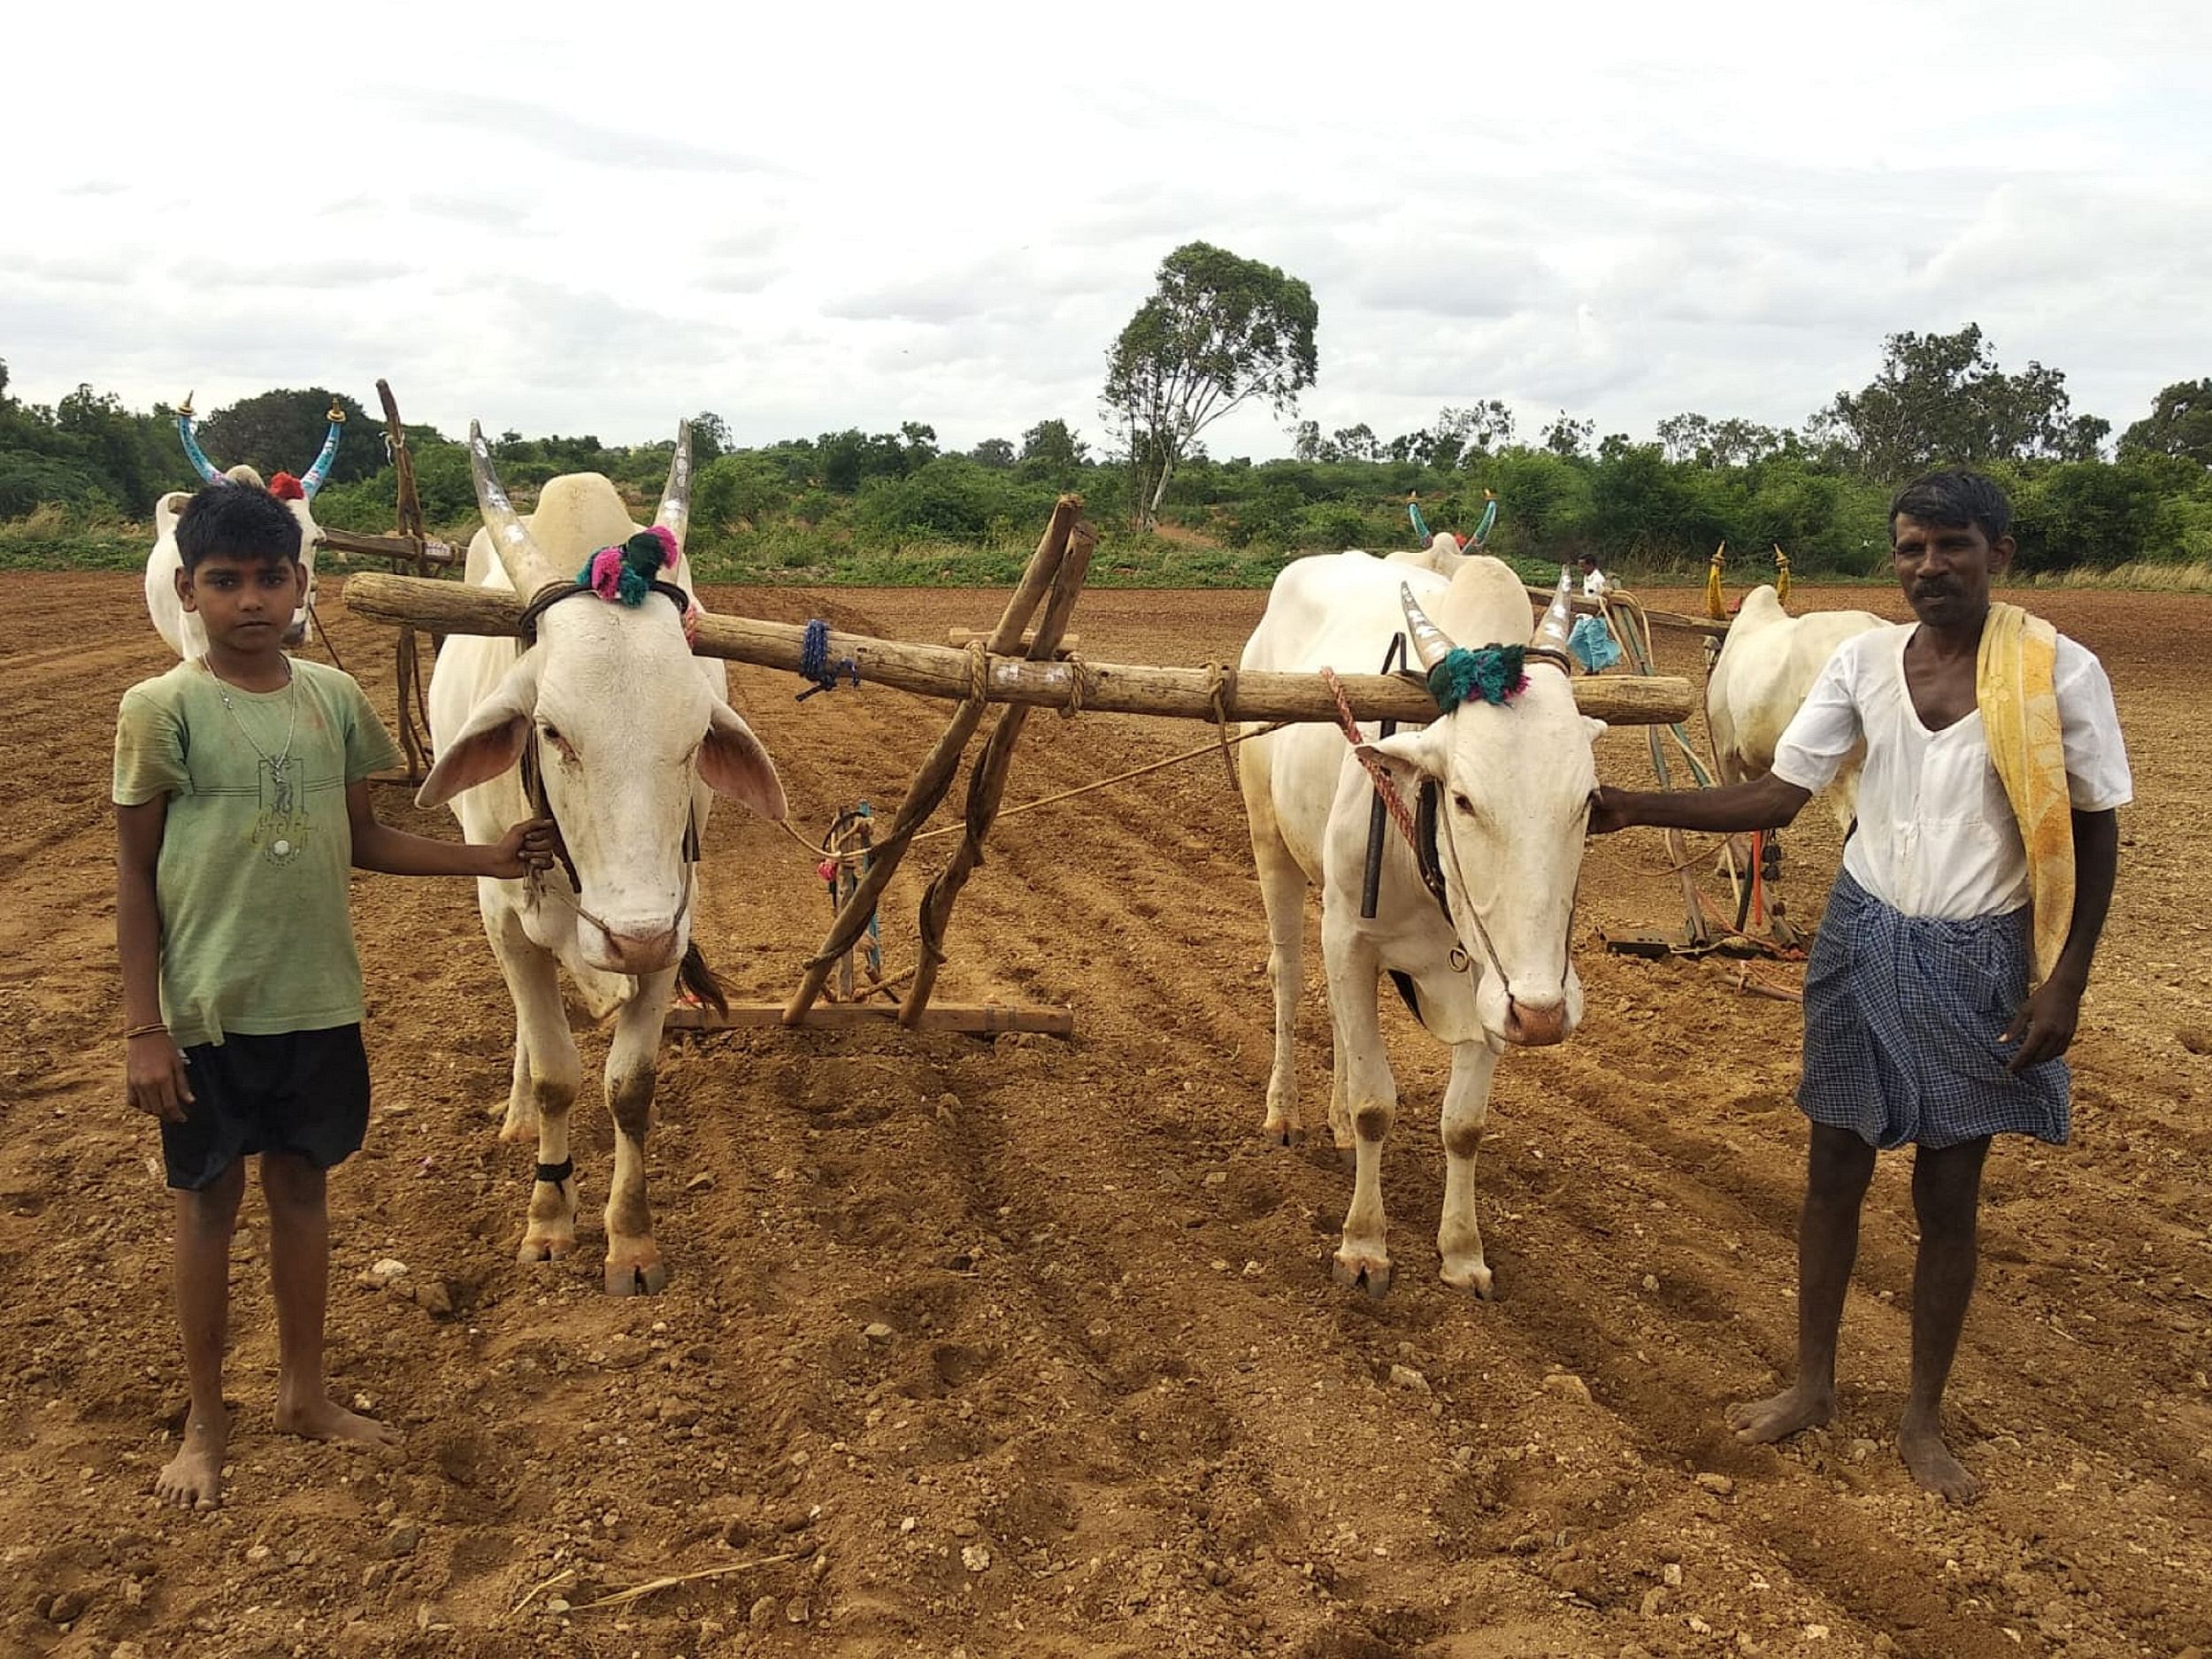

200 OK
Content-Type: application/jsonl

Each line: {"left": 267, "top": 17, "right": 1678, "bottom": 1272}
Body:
{"left": 796, "top": 618, "right": 860, "bottom": 701}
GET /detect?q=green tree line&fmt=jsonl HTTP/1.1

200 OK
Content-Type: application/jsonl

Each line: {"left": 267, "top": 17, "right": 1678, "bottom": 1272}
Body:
{"left": 5, "top": 319, "right": 2209, "bottom": 581}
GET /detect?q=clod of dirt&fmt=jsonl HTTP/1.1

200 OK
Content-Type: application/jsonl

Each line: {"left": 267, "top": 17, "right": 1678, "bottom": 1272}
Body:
{"left": 2178, "top": 1027, "right": 2212, "bottom": 1056}
{"left": 962, "top": 1543, "right": 993, "bottom": 1572}
{"left": 1694, "top": 1473, "right": 1736, "bottom": 1497}
{"left": 359, "top": 1258, "right": 409, "bottom": 1290}
{"left": 864, "top": 1322, "right": 895, "bottom": 1343}
{"left": 384, "top": 1523, "right": 422, "bottom": 1557}
{"left": 748, "top": 1595, "right": 779, "bottom": 1630}
{"left": 1543, "top": 1372, "right": 1593, "bottom": 1404}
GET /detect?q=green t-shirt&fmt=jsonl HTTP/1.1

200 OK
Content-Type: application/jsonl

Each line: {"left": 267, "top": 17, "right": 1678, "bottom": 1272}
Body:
{"left": 112, "top": 657, "right": 403, "bottom": 1048}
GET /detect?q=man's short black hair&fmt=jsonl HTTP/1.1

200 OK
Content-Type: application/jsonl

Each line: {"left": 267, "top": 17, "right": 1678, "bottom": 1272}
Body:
{"left": 1889, "top": 469, "right": 2012, "bottom": 545}
{"left": 174, "top": 481, "right": 304, "bottom": 573}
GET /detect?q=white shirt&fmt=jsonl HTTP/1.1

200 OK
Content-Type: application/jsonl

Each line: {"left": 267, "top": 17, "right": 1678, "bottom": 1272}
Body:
{"left": 1770, "top": 624, "right": 2132, "bottom": 919}
{"left": 1581, "top": 569, "right": 1609, "bottom": 598}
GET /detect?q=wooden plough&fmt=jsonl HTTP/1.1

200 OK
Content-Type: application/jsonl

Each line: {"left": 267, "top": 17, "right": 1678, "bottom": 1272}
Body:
{"left": 343, "top": 499, "right": 1698, "bottom": 1039}
{"left": 314, "top": 380, "right": 458, "bottom": 783}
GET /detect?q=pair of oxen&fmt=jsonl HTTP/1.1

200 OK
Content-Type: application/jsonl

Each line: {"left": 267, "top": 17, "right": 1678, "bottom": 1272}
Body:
{"left": 145, "top": 417, "right": 1838, "bottom": 1304}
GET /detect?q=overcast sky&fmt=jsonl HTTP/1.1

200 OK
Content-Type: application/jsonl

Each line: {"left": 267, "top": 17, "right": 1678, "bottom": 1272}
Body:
{"left": 4, "top": 0, "right": 2205, "bottom": 461}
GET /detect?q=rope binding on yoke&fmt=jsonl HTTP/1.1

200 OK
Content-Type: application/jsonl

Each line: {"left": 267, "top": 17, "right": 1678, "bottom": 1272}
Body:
{"left": 796, "top": 618, "right": 861, "bottom": 700}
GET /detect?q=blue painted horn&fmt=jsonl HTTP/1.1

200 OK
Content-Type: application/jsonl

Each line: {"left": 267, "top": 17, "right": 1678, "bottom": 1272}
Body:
{"left": 298, "top": 401, "right": 346, "bottom": 499}
{"left": 176, "top": 392, "right": 224, "bottom": 483}
{"left": 1408, "top": 496, "right": 1432, "bottom": 542}
{"left": 1471, "top": 493, "right": 1498, "bottom": 547}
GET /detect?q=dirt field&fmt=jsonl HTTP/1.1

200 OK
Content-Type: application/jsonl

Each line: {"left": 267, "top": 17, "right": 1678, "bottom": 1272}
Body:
{"left": 3, "top": 572, "right": 2208, "bottom": 1659}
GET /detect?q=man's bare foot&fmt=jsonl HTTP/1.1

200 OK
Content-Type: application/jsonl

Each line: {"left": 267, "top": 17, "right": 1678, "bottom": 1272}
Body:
{"left": 156, "top": 1406, "right": 229, "bottom": 1509}
{"left": 1900, "top": 1411, "right": 1979, "bottom": 1502}
{"left": 1725, "top": 1380, "right": 1834, "bottom": 1443}
{"left": 273, "top": 1392, "right": 400, "bottom": 1448}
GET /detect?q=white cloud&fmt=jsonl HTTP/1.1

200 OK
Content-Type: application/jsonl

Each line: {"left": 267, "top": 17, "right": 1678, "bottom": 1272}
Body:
{"left": 1, "top": 0, "right": 2205, "bottom": 460}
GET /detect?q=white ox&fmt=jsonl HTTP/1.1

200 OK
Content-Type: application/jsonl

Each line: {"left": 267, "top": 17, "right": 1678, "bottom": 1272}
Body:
{"left": 1706, "top": 584, "right": 1886, "bottom": 827}
{"left": 1238, "top": 554, "right": 1601, "bottom": 1300}
{"left": 144, "top": 399, "right": 346, "bottom": 657}
{"left": 416, "top": 423, "right": 787, "bottom": 1296}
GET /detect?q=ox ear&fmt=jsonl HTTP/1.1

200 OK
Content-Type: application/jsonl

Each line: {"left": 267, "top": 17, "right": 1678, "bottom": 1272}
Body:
{"left": 702, "top": 702, "right": 787, "bottom": 820}
{"left": 416, "top": 655, "right": 541, "bottom": 809}
{"left": 1583, "top": 717, "right": 1609, "bottom": 742}
{"left": 1354, "top": 726, "right": 1446, "bottom": 788}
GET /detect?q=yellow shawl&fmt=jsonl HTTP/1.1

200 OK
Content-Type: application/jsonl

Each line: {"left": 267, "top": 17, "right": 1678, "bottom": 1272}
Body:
{"left": 1977, "top": 603, "right": 2073, "bottom": 985}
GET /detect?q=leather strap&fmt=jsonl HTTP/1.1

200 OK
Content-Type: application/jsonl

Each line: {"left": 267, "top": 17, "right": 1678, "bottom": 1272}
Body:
{"left": 534, "top": 1158, "right": 574, "bottom": 1186}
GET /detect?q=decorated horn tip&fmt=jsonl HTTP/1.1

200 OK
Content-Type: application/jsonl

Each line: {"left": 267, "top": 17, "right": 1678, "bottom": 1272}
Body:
{"left": 179, "top": 391, "right": 196, "bottom": 417}
{"left": 326, "top": 402, "right": 346, "bottom": 423}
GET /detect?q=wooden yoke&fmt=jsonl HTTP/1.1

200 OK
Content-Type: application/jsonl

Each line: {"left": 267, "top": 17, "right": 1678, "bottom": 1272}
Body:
{"left": 901, "top": 518, "right": 1096, "bottom": 1025}
{"left": 781, "top": 495, "right": 1085, "bottom": 1025}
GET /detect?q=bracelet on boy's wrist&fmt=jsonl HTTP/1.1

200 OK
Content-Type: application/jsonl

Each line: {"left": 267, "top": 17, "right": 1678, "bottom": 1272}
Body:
{"left": 124, "top": 1022, "right": 169, "bottom": 1041}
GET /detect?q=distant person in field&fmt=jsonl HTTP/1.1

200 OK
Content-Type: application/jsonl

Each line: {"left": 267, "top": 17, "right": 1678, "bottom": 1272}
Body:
{"left": 1588, "top": 469, "right": 2131, "bottom": 1502}
{"left": 114, "top": 481, "right": 554, "bottom": 1510}
{"left": 1568, "top": 553, "right": 1623, "bottom": 671}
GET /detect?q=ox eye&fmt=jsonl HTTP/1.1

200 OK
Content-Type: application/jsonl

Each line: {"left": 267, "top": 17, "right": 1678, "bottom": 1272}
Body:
{"left": 1452, "top": 792, "right": 1477, "bottom": 816}
{"left": 540, "top": 724, "right": 577, "bottom": 761}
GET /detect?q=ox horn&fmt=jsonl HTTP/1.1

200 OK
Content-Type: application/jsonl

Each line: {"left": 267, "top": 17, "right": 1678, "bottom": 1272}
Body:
{"left": 466, "top": 421, "right": 564, "bottom": 599}
{"left": 297, "top": 400, "right": 346, "bottom": 500}
{"left": 1399, "top": 582, "right": 1457, "bottom": 671}
{"left": 1531, "top": 565, "right": 1576, "bottom": 653}
{"left": 176, "top": 392, "right": 224, "bottom": 483}
{"left": 655, "top": 419, "right": 693, "bottom": 552}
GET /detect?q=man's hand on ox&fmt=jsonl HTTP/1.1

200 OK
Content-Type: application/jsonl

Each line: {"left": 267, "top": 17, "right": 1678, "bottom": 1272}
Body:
{"left": 2001, "top": 975, "right": 2084, "bottom": 1073}
{"left": 1586, "top": 786, "right": 1638, "bottom": 837}
{"left": 487, "top": 817, "right": 559, "bottom": 879}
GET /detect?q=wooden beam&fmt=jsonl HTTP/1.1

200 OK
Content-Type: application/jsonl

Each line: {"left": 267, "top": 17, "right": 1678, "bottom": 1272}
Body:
{"left": 319, "top": 527, "right": 459, "bottom": 565}
{"left": 668, "top": 1002, "right": 1072, "bottom": 1036}
{"left": 339, "top": 571, "right": 1697, "bottom": 726}
{"left": 1523, "top": 584, "right": 1729, "bottom": 636}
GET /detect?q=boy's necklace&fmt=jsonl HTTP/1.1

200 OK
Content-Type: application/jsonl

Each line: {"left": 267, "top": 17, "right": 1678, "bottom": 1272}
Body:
{"left": 201, "top": 657, "right": 299, "bottom": 770}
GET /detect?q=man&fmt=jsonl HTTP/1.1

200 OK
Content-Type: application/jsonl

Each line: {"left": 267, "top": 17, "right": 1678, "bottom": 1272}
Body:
{"left": 1570, "top": 554, "right": 1623, "bottom": 671}
{"left": 1589, "top": 469, "right": 2131, "bottom": 1502}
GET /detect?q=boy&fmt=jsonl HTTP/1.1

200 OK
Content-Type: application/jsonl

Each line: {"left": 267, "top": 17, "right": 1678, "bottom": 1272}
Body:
{"left": 116, "top": 480, "right": 554, "bottom": 1510}
{"left": 1590, "top": 469, "right": 2130, "bottom": 1502}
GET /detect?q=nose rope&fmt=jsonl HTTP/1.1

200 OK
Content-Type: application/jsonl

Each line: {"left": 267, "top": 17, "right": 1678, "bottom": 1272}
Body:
{"left": 518, "top": 731, "right": 696, "bottom": 953}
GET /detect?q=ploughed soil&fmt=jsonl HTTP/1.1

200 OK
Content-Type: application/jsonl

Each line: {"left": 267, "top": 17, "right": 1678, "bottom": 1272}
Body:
{"left": 2, "top": 572, "right": 2208, "bottom": 1659}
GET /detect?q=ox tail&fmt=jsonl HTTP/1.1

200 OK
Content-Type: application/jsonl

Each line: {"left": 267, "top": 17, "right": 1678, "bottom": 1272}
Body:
{"left": 678, "top": 940, "right": 728, "bottom": 1018}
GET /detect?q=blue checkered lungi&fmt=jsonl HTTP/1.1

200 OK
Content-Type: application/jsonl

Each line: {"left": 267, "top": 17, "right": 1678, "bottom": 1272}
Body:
{"left": 1798, "top": 871, "right": 2070, "bottom": 1150}
{"left": 1568, "top": 614, "right": 1621, "bottom": 672}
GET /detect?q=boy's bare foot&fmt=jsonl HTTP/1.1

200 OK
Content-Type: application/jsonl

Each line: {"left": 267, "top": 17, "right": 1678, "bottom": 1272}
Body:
{"left": 274, "top": 1393, "right": 400, "bottom": 1448}
{"left": 1900, "top": 1411, "right": 1979, "bottom": 1502}
{"left": 156, "top": 1406, "right": 229, "bottom": 1509}
{"left": 1726, "top": 1381, "right": 1834, "bottom": 1443}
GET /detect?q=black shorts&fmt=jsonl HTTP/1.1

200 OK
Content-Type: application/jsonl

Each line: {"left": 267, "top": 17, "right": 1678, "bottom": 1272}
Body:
{"left": 163, "top": 1025, "right": 372, "bottom": 1191}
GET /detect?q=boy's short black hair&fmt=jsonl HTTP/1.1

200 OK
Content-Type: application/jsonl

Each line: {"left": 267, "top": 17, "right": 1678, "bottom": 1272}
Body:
{"left": 174, "top": 481, "right": 304, "bottom": 573}
{"left": 1889, "top": 469, "right": 2012, "bottom": 545}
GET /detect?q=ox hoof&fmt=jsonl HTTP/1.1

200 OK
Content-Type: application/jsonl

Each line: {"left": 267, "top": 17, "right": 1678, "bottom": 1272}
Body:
{"left": 1441, "top": 1263, "right": 1496, "bottom": 1301}
{"left": 1332, "top": 1253, "right": 1393, "bottom": 1300}
{"left": 605, "top": 1258, "right": 669, "bottom": 1297}
{"left": 1263, "top": 1119, "right": 1305, "bottom": 1148}
{"left": 517, "top": 1233, "right": 574, "bottom": 1263}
